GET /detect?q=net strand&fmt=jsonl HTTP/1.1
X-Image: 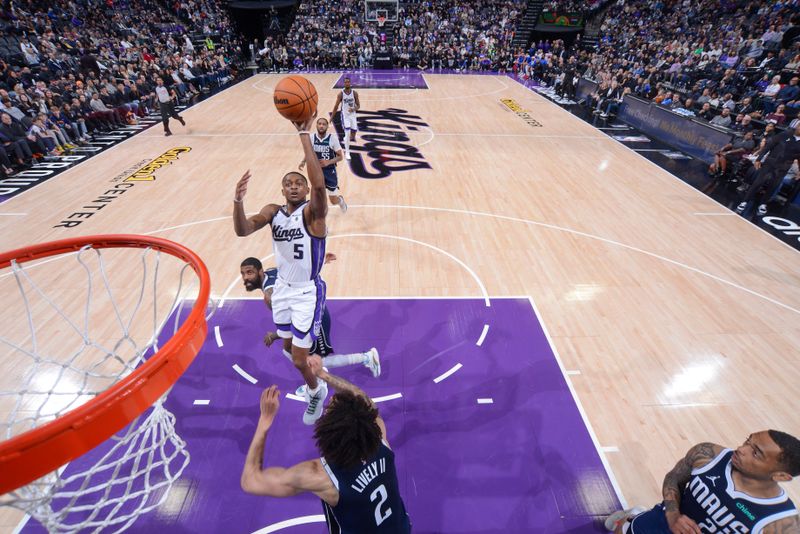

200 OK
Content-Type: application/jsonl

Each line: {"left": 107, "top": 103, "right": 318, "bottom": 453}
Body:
{"left": 0, "top": 243, "right": 198, "bottom": 533}
{"left": 11, "top": 259, "right": 38, "bottom": 356}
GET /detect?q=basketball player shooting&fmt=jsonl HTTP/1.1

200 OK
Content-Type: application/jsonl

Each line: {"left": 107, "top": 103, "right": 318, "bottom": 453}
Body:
{"left": 299, "top": 117, "right": 348, "bottom": 213}
{"left": 233, "top": 113, "right": 332, "bottom": 425}
{"left": 330, "top": 76, "right": 360, "bottom": 160}
{"left": 239, "top": 256, "right": 381, "bottom": 384}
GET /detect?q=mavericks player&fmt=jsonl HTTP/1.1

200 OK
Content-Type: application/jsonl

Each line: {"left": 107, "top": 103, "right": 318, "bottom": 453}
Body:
{"left": 239, "top": 256, "right": 381, "bottom": 378}
{"left": 300, "top": 117, "right": 348, "bottom": 213}
{"left": 606, "top": 431, "right": 800, "bottom": 533}
{"left": 241, "top": 363, "right": 412, "bottom": 533}
{"left": 233, "top": 113, "right": 330, "bottom": 425}
{"left": 330, "top": 76, "right": 360, "bottom": 160}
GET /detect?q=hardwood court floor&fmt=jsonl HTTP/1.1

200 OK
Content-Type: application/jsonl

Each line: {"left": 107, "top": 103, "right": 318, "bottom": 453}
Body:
{"left": 1, "top": 73, "right": 799, "bottom": 530}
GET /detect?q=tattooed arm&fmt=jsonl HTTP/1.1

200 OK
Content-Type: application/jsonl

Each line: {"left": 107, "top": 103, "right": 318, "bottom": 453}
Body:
{"left": 315, "top": 366, "right": 374, "bottom": 407}
{"left": 762, "top": 516, "right": 800, "bottom": 534}
{"left": 309, "top": 358, "right": 388, "bottom": 444}
{"left": 662, "top": 442, "right": 723, "bottom": 534}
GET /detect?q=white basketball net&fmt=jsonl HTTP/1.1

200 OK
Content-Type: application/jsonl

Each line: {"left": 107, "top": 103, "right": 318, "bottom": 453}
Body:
{"left": 0, "top": 244, "right": 206, "bottom": 533}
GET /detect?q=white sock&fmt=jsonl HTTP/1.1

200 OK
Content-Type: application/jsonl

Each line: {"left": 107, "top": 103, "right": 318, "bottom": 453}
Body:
{"left": 343, "top": 131, "right": 350, "bottom": 152}
{"left": 324, "top": 352, "right": 368, "bottom": 367}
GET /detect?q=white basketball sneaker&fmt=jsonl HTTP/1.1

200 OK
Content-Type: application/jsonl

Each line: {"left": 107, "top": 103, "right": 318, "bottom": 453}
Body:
{"left": 364, "top": 347, "right": 381, "bottom": 378}
{"left": 339, "top": 195, "right": 348, "bottom": 214}
{"left": 345, "top": 150, "right": 351, "bottom": 160}
{"left": 302, "top": 381, "right": 328, "bottom": 425}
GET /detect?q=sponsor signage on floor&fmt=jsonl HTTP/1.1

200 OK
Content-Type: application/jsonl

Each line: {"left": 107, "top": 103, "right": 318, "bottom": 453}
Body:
{"left": 53, "top": 147, "right": 191, "bottom": 229}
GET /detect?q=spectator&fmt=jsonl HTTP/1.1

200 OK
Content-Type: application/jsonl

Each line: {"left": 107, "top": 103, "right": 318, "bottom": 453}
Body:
{"left": 761, "top": 75, "right": 783, "bottom": 113}
{"left": 90, "top": 93, "right": 123, "bottom": 127}
{"left": 710, "top": 108, "right": 732, "bottom": 128}
{"left": 709, "top": 132, "right": 757, "bottom": 177}
{"left": 776, "top": 76, "right": 800, "bottom": 105}
{"left": 0, "top": 112, "right": 43, "bottom": 162}
{"left": 766, "top": 104, "right": 788, "bottom": 126}
{"left": 697, "top": 102, "right": 715, "bottom": 121}
{"left": 29, "top": 114, "right": 62, "bottom": 155}
{"left": 20, "top": 38, "right": 40, "bottom": 66}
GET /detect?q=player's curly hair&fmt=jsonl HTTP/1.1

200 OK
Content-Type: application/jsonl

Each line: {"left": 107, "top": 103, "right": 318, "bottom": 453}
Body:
{"left": 769, "top": 430, "right": 800, "bottom": 476}
{"left": 314, "top": 391, "right": 382, "bottom": 470}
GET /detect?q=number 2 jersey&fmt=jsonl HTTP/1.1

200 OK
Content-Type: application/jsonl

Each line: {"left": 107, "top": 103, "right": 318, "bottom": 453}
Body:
{"left": 320, "top": 441, "right": 411, "bottom": 533}
{"left": 270, "top": 201, "right": 326, "bottom": 283}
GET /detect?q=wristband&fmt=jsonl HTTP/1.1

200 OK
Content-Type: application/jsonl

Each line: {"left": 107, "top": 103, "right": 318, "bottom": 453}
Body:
{"left": 299, "top": 131, "right": 311, "bottom": 136}
{"left": 233, "top": 198, "right": 243, "bottom": 203}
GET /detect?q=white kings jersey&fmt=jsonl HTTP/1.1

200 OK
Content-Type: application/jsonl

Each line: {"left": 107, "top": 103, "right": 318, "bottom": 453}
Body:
{"left": 270, "top": 202, "right": 326, "bottom": 283}
{"left": 342, "top": 88, "right": 356, "bottom": 115}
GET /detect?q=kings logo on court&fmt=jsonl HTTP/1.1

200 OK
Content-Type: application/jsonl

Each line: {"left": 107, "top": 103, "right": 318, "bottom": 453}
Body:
{"left": 345, "top": 108, "right": 432, "bottom": 179}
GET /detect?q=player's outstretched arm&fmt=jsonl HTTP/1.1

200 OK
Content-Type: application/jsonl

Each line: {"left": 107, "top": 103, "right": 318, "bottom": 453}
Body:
{"left": 292, "top": 116, "right": 327, "bottom": 226}
{"left": 241, "top": 386, "right": 333, "bottom": 498}
{"left": 354, "top": 90, "right": 360, "bottom": 112}
{"left": 233, "top": 169, "right": 279, "bottom": 236}
{"left": 662, "top": 442, "right": 723, "bottom": 534}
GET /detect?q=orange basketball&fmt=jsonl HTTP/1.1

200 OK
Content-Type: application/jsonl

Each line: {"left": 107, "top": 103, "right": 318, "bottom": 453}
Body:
{"left": 273, "top": 75, "right": 318, "bottom": 123}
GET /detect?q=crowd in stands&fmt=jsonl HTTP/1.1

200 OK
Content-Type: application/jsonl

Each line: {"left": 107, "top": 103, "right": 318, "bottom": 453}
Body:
{"left": 515, "top": 0, "right": 800, "bottom": 211}
{"left": 0, "top": 0, "right": 241, "bottom": 178}
{"left": 257, "top": 0, "right": 527, "bottom": 72}
{"left": 543, "top": 0, "right": 602, "bottom": 14}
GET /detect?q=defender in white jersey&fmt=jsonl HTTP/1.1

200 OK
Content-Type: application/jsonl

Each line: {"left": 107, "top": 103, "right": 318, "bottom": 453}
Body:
{"left": 233, "top": 112, "right": 332, "bottom": 425}
{"left": 330, "top": 76, "right": 360, "bottom": 160}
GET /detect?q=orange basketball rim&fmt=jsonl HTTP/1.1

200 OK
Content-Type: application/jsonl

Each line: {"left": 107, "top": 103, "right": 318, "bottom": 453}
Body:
{"left": 0, "top": 235, "right": 210, "bottom": 495}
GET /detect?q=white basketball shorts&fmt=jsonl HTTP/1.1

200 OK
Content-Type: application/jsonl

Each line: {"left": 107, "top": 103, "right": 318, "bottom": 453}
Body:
{"left": 271, "top": 277, "right": 326, "bottom": 349}
{"left": 342, "top": 111, "right": 358, "bottom": 131}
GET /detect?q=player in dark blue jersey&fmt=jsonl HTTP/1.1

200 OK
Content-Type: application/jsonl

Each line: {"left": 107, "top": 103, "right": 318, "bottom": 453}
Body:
{"left": 240, "top": 363, "right": 411, "bottom": 534}
{"left": 240, "top": 257, "right": 380, "bottom": 377}
{"left": 605, "top": 431, "right": 800, "bottom": 534}
{"left": 300, "top": 117, "right": 347, "bottom": 213}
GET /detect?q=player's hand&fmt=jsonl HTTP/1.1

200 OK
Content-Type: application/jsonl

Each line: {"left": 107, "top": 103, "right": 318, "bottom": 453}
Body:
{"left": 754, "top": 161, "right": 762, "bottom": 170}
{"left": 263, "top": 331, "right": 278, "bottom": 347}
{"left": 259, "top": 385, "right": 281, "bottom": 425}
{"left": 292, "top": 111, "right": 317, "bottom": 133}
{"left": 307, "top": 355, "right": 324, "bottom": 376}
{"left": 299, "top": 160, "right": 305, "bottom": 171}
{"left": 235, "top": 169, "right": 251, "bottom": 202}
{"left": 666, "top": 513, "right": 702, "bottom": 534}
{"left": 324, "top": 253, "right": 337, "bottom": 264}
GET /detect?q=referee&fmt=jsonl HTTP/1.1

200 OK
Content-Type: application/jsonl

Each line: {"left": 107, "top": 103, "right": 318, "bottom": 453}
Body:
{"left": 155, "top": 77, "right": 185, "bottom": 136}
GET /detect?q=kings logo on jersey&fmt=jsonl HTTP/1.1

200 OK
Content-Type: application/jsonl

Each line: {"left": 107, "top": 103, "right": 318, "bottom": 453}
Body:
{"left": 272, "top": 226, "right": 304, "bottom": 242}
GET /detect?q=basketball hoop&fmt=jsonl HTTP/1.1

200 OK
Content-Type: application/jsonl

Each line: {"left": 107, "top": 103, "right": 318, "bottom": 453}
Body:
{"left": 0, "top": 235, "right": 210, "bottom": 532}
